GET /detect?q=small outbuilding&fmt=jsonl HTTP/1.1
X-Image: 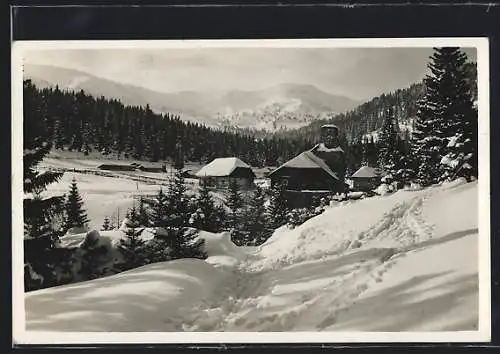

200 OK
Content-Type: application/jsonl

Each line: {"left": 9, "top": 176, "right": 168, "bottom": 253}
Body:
{"left": 137, "top": 163, "right": 166, "bottom": 173}
{"left": 350, "top": 166, "right": 384, "bottom": 191}
{"left": 195, "top": 157, "right": 256, "bottom": 189}
{"left": 97, "top": 163, "right": 137, "bottom": 172}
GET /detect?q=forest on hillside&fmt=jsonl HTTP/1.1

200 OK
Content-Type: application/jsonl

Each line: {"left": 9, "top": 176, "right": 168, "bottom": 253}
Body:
{"left": 23, "top": 79, "right": 314, "bottom": 168}
{"left": 22, "top": 80, "right": 415, "bottom": 174}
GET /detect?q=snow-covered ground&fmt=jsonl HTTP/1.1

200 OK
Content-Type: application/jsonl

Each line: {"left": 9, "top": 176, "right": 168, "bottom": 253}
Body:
{"left": 24, "top": 178, "right": 482, "bottom": 335}
{"left": 44, "top": 171, "right": 172, "bottom": 231}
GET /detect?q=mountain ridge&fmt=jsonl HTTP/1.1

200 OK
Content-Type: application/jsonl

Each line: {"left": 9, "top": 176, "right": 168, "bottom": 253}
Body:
{"left": 23, "top": 63, "right": 360, "bottom": 131}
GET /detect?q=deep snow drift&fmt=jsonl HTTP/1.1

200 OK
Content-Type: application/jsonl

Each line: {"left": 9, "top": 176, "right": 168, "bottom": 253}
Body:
{"left": 25, "top": 180, "right": 480, "bottom": 332}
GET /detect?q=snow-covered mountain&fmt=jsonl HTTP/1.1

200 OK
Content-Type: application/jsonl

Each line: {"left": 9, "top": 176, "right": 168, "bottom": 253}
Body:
{"left": 23, "top": 64, "right": 360, "bottom": 132}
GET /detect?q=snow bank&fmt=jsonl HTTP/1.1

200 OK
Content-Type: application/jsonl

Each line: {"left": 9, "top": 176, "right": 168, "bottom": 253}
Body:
{"left": 25, "top": 259, "right": 234, "bottom": 332}
{"left": 254, "top": 190, "right": 427, "bottom": 269}
{"left": 375, "top": 183, "right": 391, "bottom": 195}
{"left": 198, "top": 231, "right": 247, "bottom": 268}
{"left": 327, "top": 233, "right": 478, "bottom": 331}
{"left": 59, "top": 228, "right": 156, "bottom": 249}
{"left": 347, "top": 191, "right": 365, "bottom": 200}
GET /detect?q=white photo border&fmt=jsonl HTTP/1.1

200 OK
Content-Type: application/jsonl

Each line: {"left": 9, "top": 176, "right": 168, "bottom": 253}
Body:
{"left": 11, "top": 37, "right": 491, "bottom": 345}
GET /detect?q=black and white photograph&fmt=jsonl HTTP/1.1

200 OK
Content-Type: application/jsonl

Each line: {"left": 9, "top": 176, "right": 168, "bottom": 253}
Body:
{"left": 12, "top": 39, "right": 490, "bottom": 343}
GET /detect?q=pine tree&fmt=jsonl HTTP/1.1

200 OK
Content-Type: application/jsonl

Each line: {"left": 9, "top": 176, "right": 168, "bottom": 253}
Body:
{"left": 155, "top": 227, "right": 207, "bottom": 260}
{"left": 413, "top": 47, "right": 477, "bottom": 185}
{"left": 137, "top": 196, "right": 150, "bottom": 227}
{"left": 166, "top": 167, "right": 190, "bottom": 228}
{"left": 190, "top": 182, "right": 219, "bottom": 232}
{"left": 244, "top": 185, "right": 269, "bottom": 245}
{"left": 101, "top": 216, "right": 112, "bottom": 231}
{"left": 377, "top": 106, "right": 399, "bottom": 173}
{"left": 267, "top": 182, "right": 289, "bottom": 229}
{"left": 173, "top": 139, "right": 185, "bottom": 170}
{"left": 226, "top": 179, "right": 243, "bottom": 241}
{"left": 79, "top": 231, "right": 108, "bottom": 280}
{"left": 116, "top": 206, "right": 149, "bottom": 271}
{"left": 149, "top": 188, "right": 169, "bottom": 228}
{"left": 63, "top": 177, "right": 89, "bottom": 231}
{"left": 23, "top": 89, "right": 66, "bottom": 290}
{"left": 393, "top": 130, "right": 416, "bottom": 185}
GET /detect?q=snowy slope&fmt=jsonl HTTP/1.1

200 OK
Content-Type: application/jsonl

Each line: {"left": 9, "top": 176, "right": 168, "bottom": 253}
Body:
{"left": 24, "top": 180, "right": 481, "bottom": 334}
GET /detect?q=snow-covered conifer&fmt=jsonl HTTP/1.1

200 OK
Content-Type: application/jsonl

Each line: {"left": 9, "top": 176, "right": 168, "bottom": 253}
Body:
{"left": 63, "top": 177, "right": 89, "bottom": 232}
{"left": 244, "top": 185, "right": 269, "bottom": 245}
{"left": 413, "top": 47, "right": 477, "bottom": 185}
{"left": 226, "top": 178, "right": 243, "bottom": 237}
{"left": 101, "top": 216, "right": 112, "bottom": 231}
{"left": 266, "top": 181, "right": 289, "bottom": 229}
{"left": 191, "top": 182, "right": 219, "bottom": 233}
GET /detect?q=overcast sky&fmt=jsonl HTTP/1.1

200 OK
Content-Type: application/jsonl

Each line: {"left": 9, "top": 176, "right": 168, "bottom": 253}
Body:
{"left": 24, "top": 47, "right": 477, "bottom": 101}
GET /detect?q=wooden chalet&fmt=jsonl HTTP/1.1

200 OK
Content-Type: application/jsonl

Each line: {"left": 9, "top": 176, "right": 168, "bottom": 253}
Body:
{"left": 268, "top": 124, "right": 348, "bottom": 208}
{"left": 196, "top": 157, "right": 255, "bottom": 189}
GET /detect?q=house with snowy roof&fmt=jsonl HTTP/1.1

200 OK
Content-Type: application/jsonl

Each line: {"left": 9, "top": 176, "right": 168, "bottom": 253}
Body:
{"left": 137, "top": 162, "right": 166, "bottom": 173}
{"left": 350, "top": 166, "right": 384, "bottom": 191}
{"left": 268, "top": 125, "right": 348, "bottom": 207}
{"left": 97, "top": 163, "right": 137, "bottom": 171}
{"left": 195, "top": 157, "right": 256, "bottom": 189}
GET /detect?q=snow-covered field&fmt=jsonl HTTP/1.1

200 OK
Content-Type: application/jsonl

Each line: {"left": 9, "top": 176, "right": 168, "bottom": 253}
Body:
{"left": 43, "top": 171, "right": 174, "bottom": 231}
{"left": 24, "top": 178, "right": 482, "bottom": 335}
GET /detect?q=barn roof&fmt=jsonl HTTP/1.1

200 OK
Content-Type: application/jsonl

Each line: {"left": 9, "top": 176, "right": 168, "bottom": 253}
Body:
{"left": 195, "top": 157, "right": 254, "bottom": 177}
{"left": 97, "top": 163, "right": 135, "bottom": 168}
{"left": 351, "top": 166, "right": 383, "bottom": 178}
{"left": 138, "top": 162, "right": 164, "bottom": 169}
{"left": 269, "top": 150, "right": 339, "bottom": 180}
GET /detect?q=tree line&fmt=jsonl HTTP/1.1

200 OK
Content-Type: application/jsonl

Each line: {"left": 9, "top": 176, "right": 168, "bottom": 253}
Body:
{"left": 23, "top": 80, "right": 316, "bottom": 168}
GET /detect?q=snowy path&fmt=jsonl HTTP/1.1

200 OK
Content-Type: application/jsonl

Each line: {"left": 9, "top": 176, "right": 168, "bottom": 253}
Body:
{"left": 25, "top": 180, "right": 479, "bottom": 332}
{"left": 156, "top": 183, "right": 476, "bottom": 332}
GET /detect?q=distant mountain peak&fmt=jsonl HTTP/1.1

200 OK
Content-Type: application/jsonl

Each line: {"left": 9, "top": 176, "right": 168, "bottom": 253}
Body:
{"left": 23, "top": 64, "right": 361, "bottom": 132}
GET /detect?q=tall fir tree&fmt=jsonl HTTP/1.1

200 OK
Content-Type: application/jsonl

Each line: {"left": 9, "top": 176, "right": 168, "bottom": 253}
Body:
{"left": 266, "top": 182, "right": 289, "bottom": 229}
{"left": 190, "top": 182, "right": 220, "bottom": 233}
{"left": 166, "top": 167, "right": 190, "bottom": 228}
{"left": 244, "top": 185, "right": 269, "bottom": 246}
{"left": 63, "top": 177, "right": 90, "bottom": 231}
{"left": 393, "top": 130, "right": 416, "bottom": 185}
{"left": 136, "top": 196, "right": 150, "bottom": 227}
{"left": 377, "top": 106, "right": 400, "bottom": 174}
{"left": 225, "top": 178, "right": 243, "bottom": 242}
{"left": 149, "top": 188, "right": 169, "bottom": 228}
{"left": 23, "top": 136, "right": 66, "bottom": 291}
{"left": 116, "top": 206, "right": 149, "bottom": 271}
{"left": 23, "top": 80, "right": 70, "bottom": 290}
{"left": 413, "top": 47, "right": 477, "bottom": 185}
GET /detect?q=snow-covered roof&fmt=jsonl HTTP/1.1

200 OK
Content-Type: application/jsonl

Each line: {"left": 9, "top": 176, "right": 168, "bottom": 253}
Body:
{"left": 314, "top": 143, "right": 344, "bottom": 153}
{"left": 269, "top": 150, "right": 339, "bottom": 180}
{"left": 195, "top": 157, "right": 253, "bottom": 177}
{"left": 351, "top": 166, "right": 383, "bottom": 178}
{"left": 321, "top": 124, "right": 339, "bottom": 129}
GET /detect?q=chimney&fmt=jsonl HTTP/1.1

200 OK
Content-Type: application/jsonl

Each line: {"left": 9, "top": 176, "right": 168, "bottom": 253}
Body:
{"left": 314, "top": 124, "right": 346, "bottom": 182}
{"left": 320, "top": 124, "right": 340, "bottom": 148}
